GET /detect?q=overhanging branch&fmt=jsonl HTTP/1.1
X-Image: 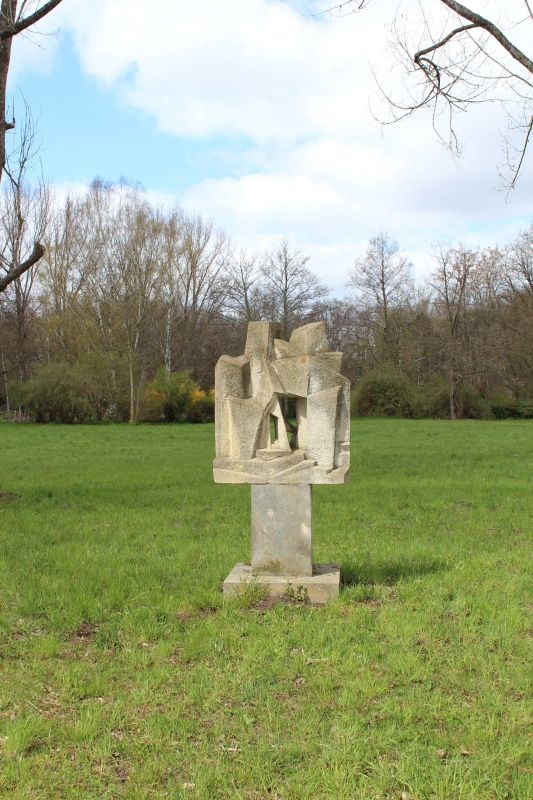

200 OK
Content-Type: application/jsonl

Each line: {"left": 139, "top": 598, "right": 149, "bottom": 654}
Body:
{"left": 440, "top": 0, "right": 533, "bottom": 74}
{"left": 414, "top": 23, "right": 478, "bottom": 65}
{"left": 0, "top": 241, "right": 45, "bottom": 293}
{"left": 0, "top": 0, "right": 63, "bottom": 42}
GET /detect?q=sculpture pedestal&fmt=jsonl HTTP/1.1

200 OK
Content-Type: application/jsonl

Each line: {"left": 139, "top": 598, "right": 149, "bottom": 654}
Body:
{"left": 223, "top": 484, "right": 340, "bottom": 604}
{"left": 251, "top": 484, "right": 312, "bottom": 576}
{"left": 223, "top": 563, "right": 340, "bottom": 604}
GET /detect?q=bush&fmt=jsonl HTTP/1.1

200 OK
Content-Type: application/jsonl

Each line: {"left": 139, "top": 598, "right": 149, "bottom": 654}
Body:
{"left": 412, "top": 379, "right": 449, "bottom": 419}
{"left": 460, "top": 387, "right": 491, "bottom": 420}
{"left": 519, "top": 400, "right": 533, "bottom": 419}
{"left": 142, "top": 369, "right": 196, "bottom": 422}
{"left": 19, "top": 363, "right": 95, "bottom": 423}
{"left": 187, "top": 389, "right": 215, "bottom": 423}
{"left": 353, "top": 370, "right": 415, "bottom": 418}
{"left": 490, "top": 393, "right": 522, "bottom": 419}
{"left": 141, "top": 369, "right": 214, "bottom": 423}
{"left": 412, "top": 379, "right": 490, "bottom": 420}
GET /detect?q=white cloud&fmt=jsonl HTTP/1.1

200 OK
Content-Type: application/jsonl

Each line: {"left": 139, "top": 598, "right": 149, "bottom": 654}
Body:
{"left": 184, "top": 173, "right": 345, "bottom": 229}
{"left": 61, "top": 0, "right": 382, "bottom": 142}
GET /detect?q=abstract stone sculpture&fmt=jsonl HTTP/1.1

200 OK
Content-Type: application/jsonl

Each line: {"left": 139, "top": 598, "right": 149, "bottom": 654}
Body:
{"left": 215, "top": 321, "right": 350, "bottom": 603}
{"left": 214, "top": 321, "right": 350, "bottom": 484}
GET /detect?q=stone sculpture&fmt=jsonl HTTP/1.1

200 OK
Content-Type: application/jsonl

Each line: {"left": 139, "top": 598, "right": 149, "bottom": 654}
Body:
{"left": 214, "top": 321, "right": 350, "bottom": 602}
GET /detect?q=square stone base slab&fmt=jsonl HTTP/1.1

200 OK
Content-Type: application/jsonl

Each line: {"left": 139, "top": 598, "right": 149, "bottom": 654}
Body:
{"left": 223, "top": 563, "right": 340, "bottom": 604}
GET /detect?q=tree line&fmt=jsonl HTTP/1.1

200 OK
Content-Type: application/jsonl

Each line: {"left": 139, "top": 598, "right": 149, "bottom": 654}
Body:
{"left": 1, "top": 178, "right": 532, "bottom": 422}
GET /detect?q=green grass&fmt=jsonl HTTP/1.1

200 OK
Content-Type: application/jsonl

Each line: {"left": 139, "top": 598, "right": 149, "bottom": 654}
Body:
{"left": 0, "top": 419, "right": 531, "bottom": 799}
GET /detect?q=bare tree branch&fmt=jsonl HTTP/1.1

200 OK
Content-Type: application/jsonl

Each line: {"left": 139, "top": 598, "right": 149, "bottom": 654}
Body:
{"left": 414, "top": 23, "right": 478, "bottom": 66}
{"left": 0, "top": 240, "right": 44, "bottom": 292}
{"left": 340, "top": 1, "right": 533, "bottom": 186}
{"left": 439, "top": 1, "right": 533, "bottom": 73}
{"left": 0, "top": 0, "right": 63, "bottom": 42}
{"left": 509, "top": 114, "right": 533, "bottom": 189}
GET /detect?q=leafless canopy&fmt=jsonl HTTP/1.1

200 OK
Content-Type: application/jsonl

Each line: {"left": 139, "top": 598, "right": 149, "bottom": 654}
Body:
{"left": 319, "top": 1, "right": 533, "bottom": 188}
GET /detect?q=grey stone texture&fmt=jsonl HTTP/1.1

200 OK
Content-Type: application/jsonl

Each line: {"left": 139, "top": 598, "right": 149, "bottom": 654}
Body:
{"left": 251, "top": 484, "right": 312, "bottom": 577}
{"left": 213, "top": 321, "right": 350, "bottom": 485}
{"left": 222, "top": 563, "right": 341, "bottom": 604}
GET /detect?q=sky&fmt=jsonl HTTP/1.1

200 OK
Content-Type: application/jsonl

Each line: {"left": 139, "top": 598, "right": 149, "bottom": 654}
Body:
{"left": 7, "top": 0, "right": 533, "bottom": 293}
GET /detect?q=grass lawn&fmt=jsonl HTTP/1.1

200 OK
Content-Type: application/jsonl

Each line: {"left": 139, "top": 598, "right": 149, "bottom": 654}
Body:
{"left": 0, "top": 419, "right": 531, "bottom": 799}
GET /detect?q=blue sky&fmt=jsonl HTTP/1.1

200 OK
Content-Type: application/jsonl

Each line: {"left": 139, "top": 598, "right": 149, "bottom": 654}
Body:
{"left": 13, "top": 33, "right": 233, "bottom": 193}
{"left": 8, "top": 0, "right": 533, "bottom": 291}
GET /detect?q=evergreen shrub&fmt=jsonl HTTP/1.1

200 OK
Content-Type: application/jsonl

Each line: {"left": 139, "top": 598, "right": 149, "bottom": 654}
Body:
{"left": 352, "top": 370, "right": 415, "bottom": 418}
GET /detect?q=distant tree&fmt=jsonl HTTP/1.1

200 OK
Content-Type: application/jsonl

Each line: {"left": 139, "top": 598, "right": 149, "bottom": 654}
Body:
{"left": 91, "top": 184, "right": 165, "bottom": 424}
{"left": 430, "top": 244, "right": 477, "bottom": 418}
{"left": 40, "top": 191, "right": 96, "bottom": 354}
{"left": 259, "top": 240, "right": 328, "bottom": 339}
{"left": 159, "top": 211, "right": 230, "bottom": 376}
{"left": 503, "top": 226, "right": 533, "bottom": 394}
{"left": 226, "top": 249, "right": 263, "bottom": 323}
{"left": 348, "top": 233, "right": 413, "bottom": 366}
{"left": 507, "top": 224, "right": 533, "bottom": 295}
{"left": 323, "top": 1, "right": 533, "bottom": 187}
{"left": 313, "top": 298, "right": 368, "bottom": 382}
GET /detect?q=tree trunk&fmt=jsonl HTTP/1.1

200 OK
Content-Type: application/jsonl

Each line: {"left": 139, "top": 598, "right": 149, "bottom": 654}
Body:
{"left": 448, "top": 366, "right": 456, "bottom": 420}
{"left": 1, "top": 350, "right": 10, "bottom": 416}
{"left": 128, "top": 359, "right": 136, "bottom": 424}
{"left": 0, "top": 1, "right": 15, "bottom": 182}
{"left": 164, "top": 306, "right": 172, "bottom": 373}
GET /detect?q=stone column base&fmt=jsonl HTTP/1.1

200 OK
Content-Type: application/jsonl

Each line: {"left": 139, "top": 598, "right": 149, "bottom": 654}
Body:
{"left": 223, "top": 563, "right": 340, "bottom": 604}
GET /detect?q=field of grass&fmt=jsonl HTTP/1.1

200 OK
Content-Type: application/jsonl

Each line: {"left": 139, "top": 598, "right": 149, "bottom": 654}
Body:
{"left": 0, "top": 419, "right": 531, "bottom": 799}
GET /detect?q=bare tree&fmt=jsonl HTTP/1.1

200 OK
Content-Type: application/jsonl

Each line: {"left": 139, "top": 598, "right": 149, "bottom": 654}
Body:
{"left": 99, "top": 187, "right": 164, "bottom": 424}
{"left": 40, "top": 192, "right": 96, "bottom": 354}
{"left": 0, "top": 1, "right": 63, "bottom": 293}
{"left": 312, "top": 297, "right": 369, "bottom": 382}
{"left": 502, "top": 225, "right": 533, "bottom": 393}
{"left": 348, "top": 233, "right": 413, "bottom": 366}
{"left": 259, "top": 240, "right": 328, "bottom": 339}
{"left": 159, "top": 211, "right": 230, "bottom": 374}
{"left": 321, "top": 1, "right": 533, "bottom": 186}
{"left": 430, "top": 244, "right": 477, "bottom": 418}
{"left": 226, "top": 249, "right": 262, "bottom": 323}
{"left": 507, "top": 223, "right": 533, "bottom": 295}
{"left": 0, "top": 109, "right": 49, "bottom": 392}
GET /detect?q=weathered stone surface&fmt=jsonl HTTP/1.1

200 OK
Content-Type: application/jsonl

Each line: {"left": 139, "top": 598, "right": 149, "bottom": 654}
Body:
{"left": 251, "top": 484, "right": 312, "bottom": 576}
{"left": 245, "top": 321, "right": 279, "bottom": 356}
{"left": 289, "top": 322, "right": 330, "bottom": 355}
{"left": 306, "top": 386, "right": 341, "bottom": 471}
{"left": 223, "top": 563, "right": 341, "bottom": 604}
{"left": 213, "top": 321, "right": 350, "bottom": 485}
{"left": 272, "top": 356, "right": 310, "bottom": 398}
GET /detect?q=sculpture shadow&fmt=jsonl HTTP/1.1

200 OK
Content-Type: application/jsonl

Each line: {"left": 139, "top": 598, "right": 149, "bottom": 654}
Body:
{"left": 341, "top": 557, "right": 447, "bottom": 587}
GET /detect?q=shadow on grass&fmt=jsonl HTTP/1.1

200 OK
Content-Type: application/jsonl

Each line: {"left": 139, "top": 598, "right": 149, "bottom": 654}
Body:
{"left": 341, "top": 557, "right": 447, "bottom": 587}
